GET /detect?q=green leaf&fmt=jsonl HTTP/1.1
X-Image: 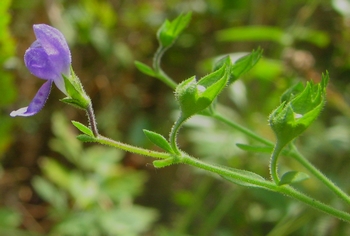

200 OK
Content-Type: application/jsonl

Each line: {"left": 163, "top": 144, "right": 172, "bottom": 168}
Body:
{"left": 216, "top": 26, "right": 329, "bottom": 48}
{"left": 236, "top": 143, "right": 273, "bottom": 153}
{"left": 0, "top": 208, "right": 21, "bottom": 228}
{"left": 40, "top": 159, "right": 71, "bottom": 189}
{"left": 293, "top": 27, "right": 330, "bottom": 48}
{"left": 216, "top": 26, "right": 291, "bottom": 45}
{"left": 143, "top": 129, "right": 174, "bottom": 153}
{"left": 279, "top": 171, "right": 309, "bottom": 185}
{"left": 77, "top": 134, "right": 97, "bottom": 142}
{"left": 72, "top": 121, "right": 94, "bottom": 137}
{"left": 221, "top": 167, "right": 266, "bottom": 188}
{"left": 280, "top": 82, "right": 304, "bottom": 103}
{"left": 214, "top": 48, "right": 263, "bottom": 84}
{"left": 153, "top": 158, "right": 175, "bottom": 168}
{"left": 229, "top": 48, "right": 263, "bottom": 84}
{"left": 32, "top": 176, "right": 68, "bottom": 210}
{"left": 134, "top": 61, "right": 156, "bottom": 77}
{"left": 157, "top": 12, "right": 192, "bottom": 48}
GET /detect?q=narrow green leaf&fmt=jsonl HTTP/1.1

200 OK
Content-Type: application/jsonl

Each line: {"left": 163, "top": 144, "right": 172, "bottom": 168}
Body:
{"left": 279, "top": 171, "right": 309, "bottom": 186}
{"left": 216, "top": 26, "right": 290, "bottom": 45}
{"left": 32, "top": 176, "right": 68, "bottom": 210}
{"left": 293, "top": 27, "right": 330, "bottom": 48}
{"left": 236, "top": 143, "right": 273, "bottom": 153}
{"left": 157, "top": 12, "right": 192, "bottom": 47}
{"left": 230, "top": 48, "right": 263, "bottom": 83}
{"left": 134, "top": 61, "right": 156, "bottom": 77}
{"left": 72, "top": 121, "right": 93, "bottom": 137}
{"left": 153, "top": 158, "right": 175, "bottom": 168}
{"left": 77, "top": 134, "right": 97, "bottom": 143}
{"left": 221, "top": 167, "right": 266, "bottom": 188}
{"left": 143, "top": 129, "right": 174, "bottom": 153}
{"left": 280, "top": 82, "right": 304, "bottom": 103}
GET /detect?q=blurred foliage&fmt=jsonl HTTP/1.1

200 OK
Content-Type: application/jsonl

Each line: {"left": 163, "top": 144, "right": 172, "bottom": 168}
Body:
{"left": 32, "top": 112, "right": 158, "bottom": 235}
{"left": 1, "top": 0, "right": 350, "bottom": 235}
{"left": 0, "top": 0, "right": 16, "bottom": 156}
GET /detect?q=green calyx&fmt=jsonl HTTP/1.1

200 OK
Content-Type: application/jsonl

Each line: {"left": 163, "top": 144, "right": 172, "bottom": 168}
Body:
{"left": 61, "top": 67, "right": 91, "bottom": 110}
{"left": 269, "top": 72, "right": 329, "bottom": 147}
{"left": 175, "top": 58, "right": 231, "bottom": 119}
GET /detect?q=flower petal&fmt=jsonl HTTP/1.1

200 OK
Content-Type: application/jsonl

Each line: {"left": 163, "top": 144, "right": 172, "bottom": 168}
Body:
{"left": 33, "top": 24, "right": 71, "bottom": 76}
{"left": 10, "top": 80, "right": 53, "bottom": 117}
{"left": 24, "top": 41, "right": 56, "bottom": 81}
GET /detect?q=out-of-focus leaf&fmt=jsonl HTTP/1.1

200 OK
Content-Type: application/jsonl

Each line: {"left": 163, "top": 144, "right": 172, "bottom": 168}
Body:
{"left": 98, "top": 206, "right": 158, "bottom": 235}
{"left": 32, "top": 176, "right": 68, "bottom": 211}
{"left": 135, "top": 61, "right": 156, "bottom": 77}
{"left": 0, "top": 208, "right": 21, "bottom": 227}
{"left": 293, "top": 27, "right": 330, "bottom": 48}
{"left": 216, "top": 26, "right": 291, "bottom": 45}
{"left": 40, "top": 158, "right": 71, "bottom": 190}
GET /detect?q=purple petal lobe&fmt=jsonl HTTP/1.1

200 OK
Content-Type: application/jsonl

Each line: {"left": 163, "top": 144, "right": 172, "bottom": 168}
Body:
{"left": 10, "top": 80, "right": 53, "bottom": 117}
{"left": 24, "top": 41, "right": 55, "bottom": 81}
{"left": 33, "top": 24, "right": 71, "bottom": 77}
{"left": 24, "top": 24, "right": 71, "bottom": 95}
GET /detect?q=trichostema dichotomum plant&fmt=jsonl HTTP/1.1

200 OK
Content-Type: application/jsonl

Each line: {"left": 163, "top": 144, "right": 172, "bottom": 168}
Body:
{"left": 10, "top": 14, "right": 350, "bottom": 225}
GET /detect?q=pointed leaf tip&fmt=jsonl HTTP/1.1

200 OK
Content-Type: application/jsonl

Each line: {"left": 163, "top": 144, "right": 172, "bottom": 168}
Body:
{"left": 72, "top": 121, "right": 94, "bottom": 137}
{"left": 143, "top": 129, "right": 174, "bottom": 153}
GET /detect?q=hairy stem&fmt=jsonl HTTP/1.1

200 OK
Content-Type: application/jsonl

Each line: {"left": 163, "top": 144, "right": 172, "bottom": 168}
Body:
{"left": 290, "top": 144, "right": 350, "bottom": 205}
{"left": 169, "top": 114, "right": 187, "bottom": 154}
{"left": 86, "top": 103, "right": 99, "bottom": 137}
{"left": 270, "top": 141, "right": 284, "bottom": 185}
{"left": 182, "top": 155, "right": 350, "bottom": 222}
{"left": 153, "top": 46, "right": 177, "bottom": 89}
{"left": 95, "top": 135, "right": 171, "bottom": 159}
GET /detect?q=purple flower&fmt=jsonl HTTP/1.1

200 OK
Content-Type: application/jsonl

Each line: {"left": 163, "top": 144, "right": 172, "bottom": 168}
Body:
{"left": 11, "top": 24, "right": 71, "bottom": 117}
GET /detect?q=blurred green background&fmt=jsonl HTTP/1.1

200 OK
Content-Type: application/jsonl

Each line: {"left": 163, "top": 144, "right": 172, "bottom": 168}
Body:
{"left": 1, "top": 0, "right": 350, "bottom": 235}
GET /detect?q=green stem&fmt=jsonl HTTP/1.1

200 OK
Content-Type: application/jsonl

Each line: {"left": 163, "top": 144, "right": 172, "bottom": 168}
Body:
{"left": 212, "top": 111, "right": 350, "bottom": 203}
{"left": 153, "top": 46, "right": 177, "bottom": 89}
{"left": 270, "top": 141, "right": 285, "bottom": 185}
{"left": 95, "top": 135, "right": 171, "bottom": 159}
{"left": 86, "top": 103, "right": 99, "bottom": 137}
{"left": 289, "top": 144, "right": 350, "bottom": 205}
{"left": 169, "top": 114, "right": 187, "bottom": 154}
{"left": 211, "top": 112, "right": 274, "bottom": 147}
{"left": 182, "top": 155, "right": 350, "bottom": 222}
